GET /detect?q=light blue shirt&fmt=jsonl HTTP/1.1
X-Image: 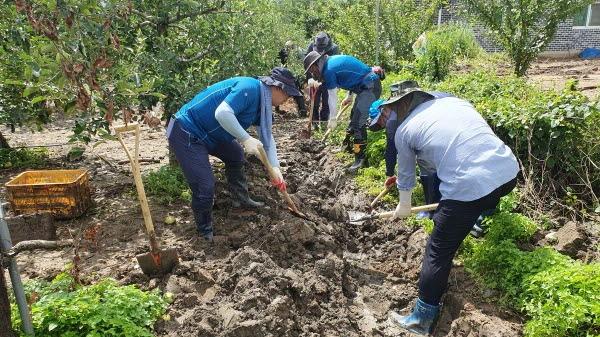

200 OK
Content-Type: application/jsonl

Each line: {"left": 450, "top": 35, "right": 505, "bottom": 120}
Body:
{"left": 394, "top": 97, "right": 519, "bottom": 202}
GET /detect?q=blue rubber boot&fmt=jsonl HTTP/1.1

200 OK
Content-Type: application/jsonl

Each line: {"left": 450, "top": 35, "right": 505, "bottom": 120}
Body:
{"left": 390, "top": 298, "right": 440, "bottom": 336}
{"left": 194, "top": 209, "right": 214, "bottom": 242}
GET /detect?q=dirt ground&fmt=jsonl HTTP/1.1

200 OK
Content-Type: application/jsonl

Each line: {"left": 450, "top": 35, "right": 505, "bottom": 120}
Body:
{"left": 3, "top": 56, "right": 597, "bottom": 336}
{"left": 1, "top": 109, "right": 523, "bottom": 336}
{"left": 527, "top": 57, "right": 600, "bottom": 100}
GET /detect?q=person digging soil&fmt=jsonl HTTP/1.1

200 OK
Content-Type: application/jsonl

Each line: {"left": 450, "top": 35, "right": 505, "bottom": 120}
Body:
{"left": 167, "top": 67, "right": 302, "bottom": 242}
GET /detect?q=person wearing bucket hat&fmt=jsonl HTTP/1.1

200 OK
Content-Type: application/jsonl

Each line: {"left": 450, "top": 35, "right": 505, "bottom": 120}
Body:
{"left": 167, "top": 67, "right": 302, "bottom": 241}
{"left": 278, "top": 40, "right": 308, "bottom": 117}
{"left": 306, "top": 32, "right": 340, "bottom": 129}
{"left": 380, "top": 84, "right": 519, "bottom": 335}
{"left": 304, "top": 50, "right": 382, "bottom": 173}
{"left": 369, "top": 81, "right": 442, "bottom": 220}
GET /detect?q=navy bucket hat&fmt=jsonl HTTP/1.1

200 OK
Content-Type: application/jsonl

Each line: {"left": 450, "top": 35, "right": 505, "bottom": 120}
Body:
{"left": 259, "top": 67, "right": 302, "bottom": 97}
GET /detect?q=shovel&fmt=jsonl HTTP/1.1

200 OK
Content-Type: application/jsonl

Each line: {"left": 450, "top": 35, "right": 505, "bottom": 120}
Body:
{"left": 321, "top": 104, "right": 351, "bottom": 142}
{"left": 256, "top": 146, "right": 308, "bottom": 219}
{"left": 299, "top": 85, "right": 318, "bottom": 139}
{"left": 348, "top": 203, "right": 439, "bottom": 224}
{"left": 115, "top": 123, "right": 178, "bottom": 276}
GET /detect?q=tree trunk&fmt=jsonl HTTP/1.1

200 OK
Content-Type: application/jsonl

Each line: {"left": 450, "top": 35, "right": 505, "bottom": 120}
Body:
{"left": 0, "top": 130, "right": 10, "bottom": 149}
{"left": 0, "top": 264, "right": 17, "bottom": 337}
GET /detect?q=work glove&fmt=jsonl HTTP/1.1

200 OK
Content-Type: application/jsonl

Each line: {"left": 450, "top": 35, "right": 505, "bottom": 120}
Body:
{"left": 307, "top": 78, "right": 321, "bottom": 89}
{"left": 384, "top": 176, "right": 397, "bottom": 188}
{"left": 241, "top": 136, "right": 262, "bottom": 157}
{"left": 392, "top": 190, "right": 412, "bottom": 220}
{"left": 327, "top": 117, "right": 337, "bottom": 130}
{"left": 341, "top": 96, "right": 353, "bottom": 107}
{"left": 271, "top": 167, "right": 287, "bottom": 192}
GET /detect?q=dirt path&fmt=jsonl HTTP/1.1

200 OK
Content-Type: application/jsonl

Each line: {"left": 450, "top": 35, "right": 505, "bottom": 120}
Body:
{"left": 1, "top": 110, "right": 523, "bottom": 336}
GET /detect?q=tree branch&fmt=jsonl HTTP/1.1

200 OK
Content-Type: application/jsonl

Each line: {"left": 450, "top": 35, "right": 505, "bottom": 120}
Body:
{"left": 177, "top": 45, "right": 215, "bottom": 63}
{"left": 11, "top": 239, "right": 73, "bottom": 255}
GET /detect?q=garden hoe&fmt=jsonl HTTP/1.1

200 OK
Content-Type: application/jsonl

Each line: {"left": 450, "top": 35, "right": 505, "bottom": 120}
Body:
{"left": 257, "top": 146, "right": 308, "bottom": 219}
{"left": 321, "top": 103, "right": 351, "bottom": 142}
{"left": 348, "top": 203, "right": 439, "bottom": 225}
{"left": 299, "top": 85, "right": 318, "bottom": 139}
{"left": 115, "top": 123, "right": 179, "bottom": 276}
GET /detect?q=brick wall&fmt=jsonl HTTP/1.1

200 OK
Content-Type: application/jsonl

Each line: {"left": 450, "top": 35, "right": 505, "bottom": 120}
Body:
{"left": 440, "top": 1, "right": 600, "bottom": 53}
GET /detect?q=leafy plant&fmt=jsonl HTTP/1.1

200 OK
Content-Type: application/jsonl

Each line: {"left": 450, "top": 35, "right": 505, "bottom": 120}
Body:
{"left": 10, "top": 273, "right": 169, "bottom": 337}
{"left": 143, "top": 164, "right": 191, "bottom": 205}
{"left": 0, "top": 147, "right": 48, "bottom": 169}
{"left": 414, "top": 24, "right": 481, "bottom": 81}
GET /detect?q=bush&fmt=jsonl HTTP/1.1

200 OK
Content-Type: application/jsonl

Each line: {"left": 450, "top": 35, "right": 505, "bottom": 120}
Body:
{"left": 435, "top": 72, "right": 600, "bottom": 209}
{"left": 461, "top": 194, "right": 600, "bottom": 337}
{"left": 11, "top": 273, "right": 169, "bottom": 337}
{"left": 0, "top": 147, "right": 48, "bottom": 169}
{"left": 143, "top": 165, "right": 191, "bottom": 205}
{"left": 415, "top": 24, "right": 481, "bottom": 81}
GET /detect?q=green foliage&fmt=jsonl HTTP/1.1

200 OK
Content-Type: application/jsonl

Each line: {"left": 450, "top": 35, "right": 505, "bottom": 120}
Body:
{"left": 0, "top": 147, "right": 48, "bottom": 169}
{"left": 460, "top": 193, "right": 600, "bottom": 337}
{"left": 143, "top": 164, "right": 191, "bottom": 205}
{"left": 330, "top": 0, "right": 445, "bottom": 70}
{"left": 435, "top": 71, "right": 600, "bottom": 206}
{"left": 11, "top": 273, "right": 168, "bottom": 337}
{"left": 462, "top": 0, "right": 596, "bottom": 76}
{"left": 414, "top": 24, "right": 481, "bottom": 81}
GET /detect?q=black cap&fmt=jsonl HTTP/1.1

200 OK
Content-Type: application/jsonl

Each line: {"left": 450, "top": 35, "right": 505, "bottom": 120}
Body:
{"left": 259, "top": 67, "right": 302, "bottom": 97}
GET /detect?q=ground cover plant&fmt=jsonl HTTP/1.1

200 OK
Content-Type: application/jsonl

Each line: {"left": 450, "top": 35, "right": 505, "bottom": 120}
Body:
{"left": 143, "top": 164, "right": 191, "bottom": 205}
{"left": 10, "top": 272, "right": 169, "bottom": 337}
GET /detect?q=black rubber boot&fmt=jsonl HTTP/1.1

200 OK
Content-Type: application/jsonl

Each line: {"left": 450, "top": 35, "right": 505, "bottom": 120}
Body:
{"left": 342, "top": 129, "right": 353, "bottom": 153}
{"left": 347, "top": 142, "right": 367, "bottom": 174}
{"left": 225, "top": 165, "right": 265, "bottom": 208}
{"left": 193, "top": 208, "right": 214, "bottom": 242}
{"left": 294, "top": 95, "right": 307, "bottom": 117}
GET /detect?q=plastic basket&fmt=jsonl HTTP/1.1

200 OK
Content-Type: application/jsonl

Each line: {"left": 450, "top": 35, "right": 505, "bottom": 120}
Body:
{"left": 5, "top": 169, "right": 92, "bottom": 219}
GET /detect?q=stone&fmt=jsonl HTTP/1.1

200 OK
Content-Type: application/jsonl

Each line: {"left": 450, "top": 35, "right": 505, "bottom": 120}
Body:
{"left": 554, "top": 221, "right": 588, "bottom": 258}
{"left": 5, "top": 212, "right": 56, "bottom": 244}
{"left": 545, "top": 231, "right": 558, "bottom": 244}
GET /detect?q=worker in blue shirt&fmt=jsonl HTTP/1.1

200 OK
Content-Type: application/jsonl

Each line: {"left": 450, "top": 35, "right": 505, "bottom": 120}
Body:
{"left": 304, "top": 51, "right": 383, "bottom": 173}
{"left": 371, "top": 86, "right": 519, "bottom": 335}
{"left": 167, "top": 67, "right": 302, "bottom": 241}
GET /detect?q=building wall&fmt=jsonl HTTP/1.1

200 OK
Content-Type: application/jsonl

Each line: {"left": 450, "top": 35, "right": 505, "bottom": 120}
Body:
{"left": 440, "top": 1, "right": 600, "bottom": 53}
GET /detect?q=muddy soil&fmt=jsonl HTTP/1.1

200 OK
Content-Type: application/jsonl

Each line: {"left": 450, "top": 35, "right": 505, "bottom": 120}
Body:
{"left": 1, "top": 107, "right": 524, "bottom": 336}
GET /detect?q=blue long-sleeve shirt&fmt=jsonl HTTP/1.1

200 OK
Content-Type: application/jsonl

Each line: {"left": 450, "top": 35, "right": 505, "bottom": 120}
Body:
{"left": 394, "top": 96, "right": 519, "bottom": 201}
{"left": 175, "top": 77, "right": 279, "bottom": 166}
{"left": 322, "top": 55, "right": 378, "bottom": 93}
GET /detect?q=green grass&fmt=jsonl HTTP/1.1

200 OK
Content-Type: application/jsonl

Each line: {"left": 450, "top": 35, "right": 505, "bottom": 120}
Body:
{"left": 0, "top": 147, "right": 48, "bottom": 169}
{"left": 143, "top": 164, "right": 191, "bottom": 205}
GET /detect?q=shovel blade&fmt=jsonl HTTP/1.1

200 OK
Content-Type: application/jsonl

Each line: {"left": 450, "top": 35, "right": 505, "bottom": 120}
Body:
{"left": 136, "top": 248, "right": 179, "bottom": 276}
{"left": 347, "top": 211, "right": 372, "bottom": 224}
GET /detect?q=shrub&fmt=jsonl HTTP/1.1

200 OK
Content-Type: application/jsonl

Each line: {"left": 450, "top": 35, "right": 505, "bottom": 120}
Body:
{"left": 460, "top": 194, "right": 600, "bottom": 337}
{"left": 415, "top": 24, "right": 481, "bottom": 81}
{"left": 435, "top": 71, "right": 600, "bottom": 209}
{"left": 143, "top": 165, "right": 191, "bottom": 205}
{"left": 11, "top": 273, "right": 169, "bottom": 337}
{"left": 0, "top": 147, "right": 48, "bottom": 169}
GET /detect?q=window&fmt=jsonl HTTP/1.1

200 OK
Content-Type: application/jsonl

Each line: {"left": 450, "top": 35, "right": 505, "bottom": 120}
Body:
{"left": 573, "top": 2, "right": 600, "bottom": 27}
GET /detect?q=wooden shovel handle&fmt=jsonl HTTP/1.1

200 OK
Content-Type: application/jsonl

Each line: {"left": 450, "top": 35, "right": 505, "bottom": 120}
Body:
{"left": 305, "top": 86, "right": 317, "bottom": 133}
{"left": 376, "top": 203, "right": 439, "bottom": 220}
{"left": 115, "top": 124, "right": 160, "bottom": 252}
{"left": 370, "top": 184, "right": 392, "bottom": 208}
{"left": 257, "top": 146, "right": 300, "bottom": 213}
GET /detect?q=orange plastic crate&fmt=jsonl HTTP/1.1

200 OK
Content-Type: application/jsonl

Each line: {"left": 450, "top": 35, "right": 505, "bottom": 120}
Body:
{"left": 5, "top": 169, "right": 92, "bottom": 219}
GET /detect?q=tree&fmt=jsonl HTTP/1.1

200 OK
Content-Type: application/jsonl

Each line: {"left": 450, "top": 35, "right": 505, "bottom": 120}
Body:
{"left": 463, "top": 0, "right": 595, "bottom": 76}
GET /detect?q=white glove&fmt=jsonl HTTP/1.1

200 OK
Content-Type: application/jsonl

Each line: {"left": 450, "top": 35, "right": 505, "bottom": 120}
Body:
{"left": 241, "top": 136, "right": 262, "bottom": 157}
{"left": 392, "top": 190, "right": 412, "bottom": 220}
{"left": 327, "top": 117, "right": 337, "bottom": 130}
{"left": 307, "top": 78, "right": 321, "bottom": 88}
